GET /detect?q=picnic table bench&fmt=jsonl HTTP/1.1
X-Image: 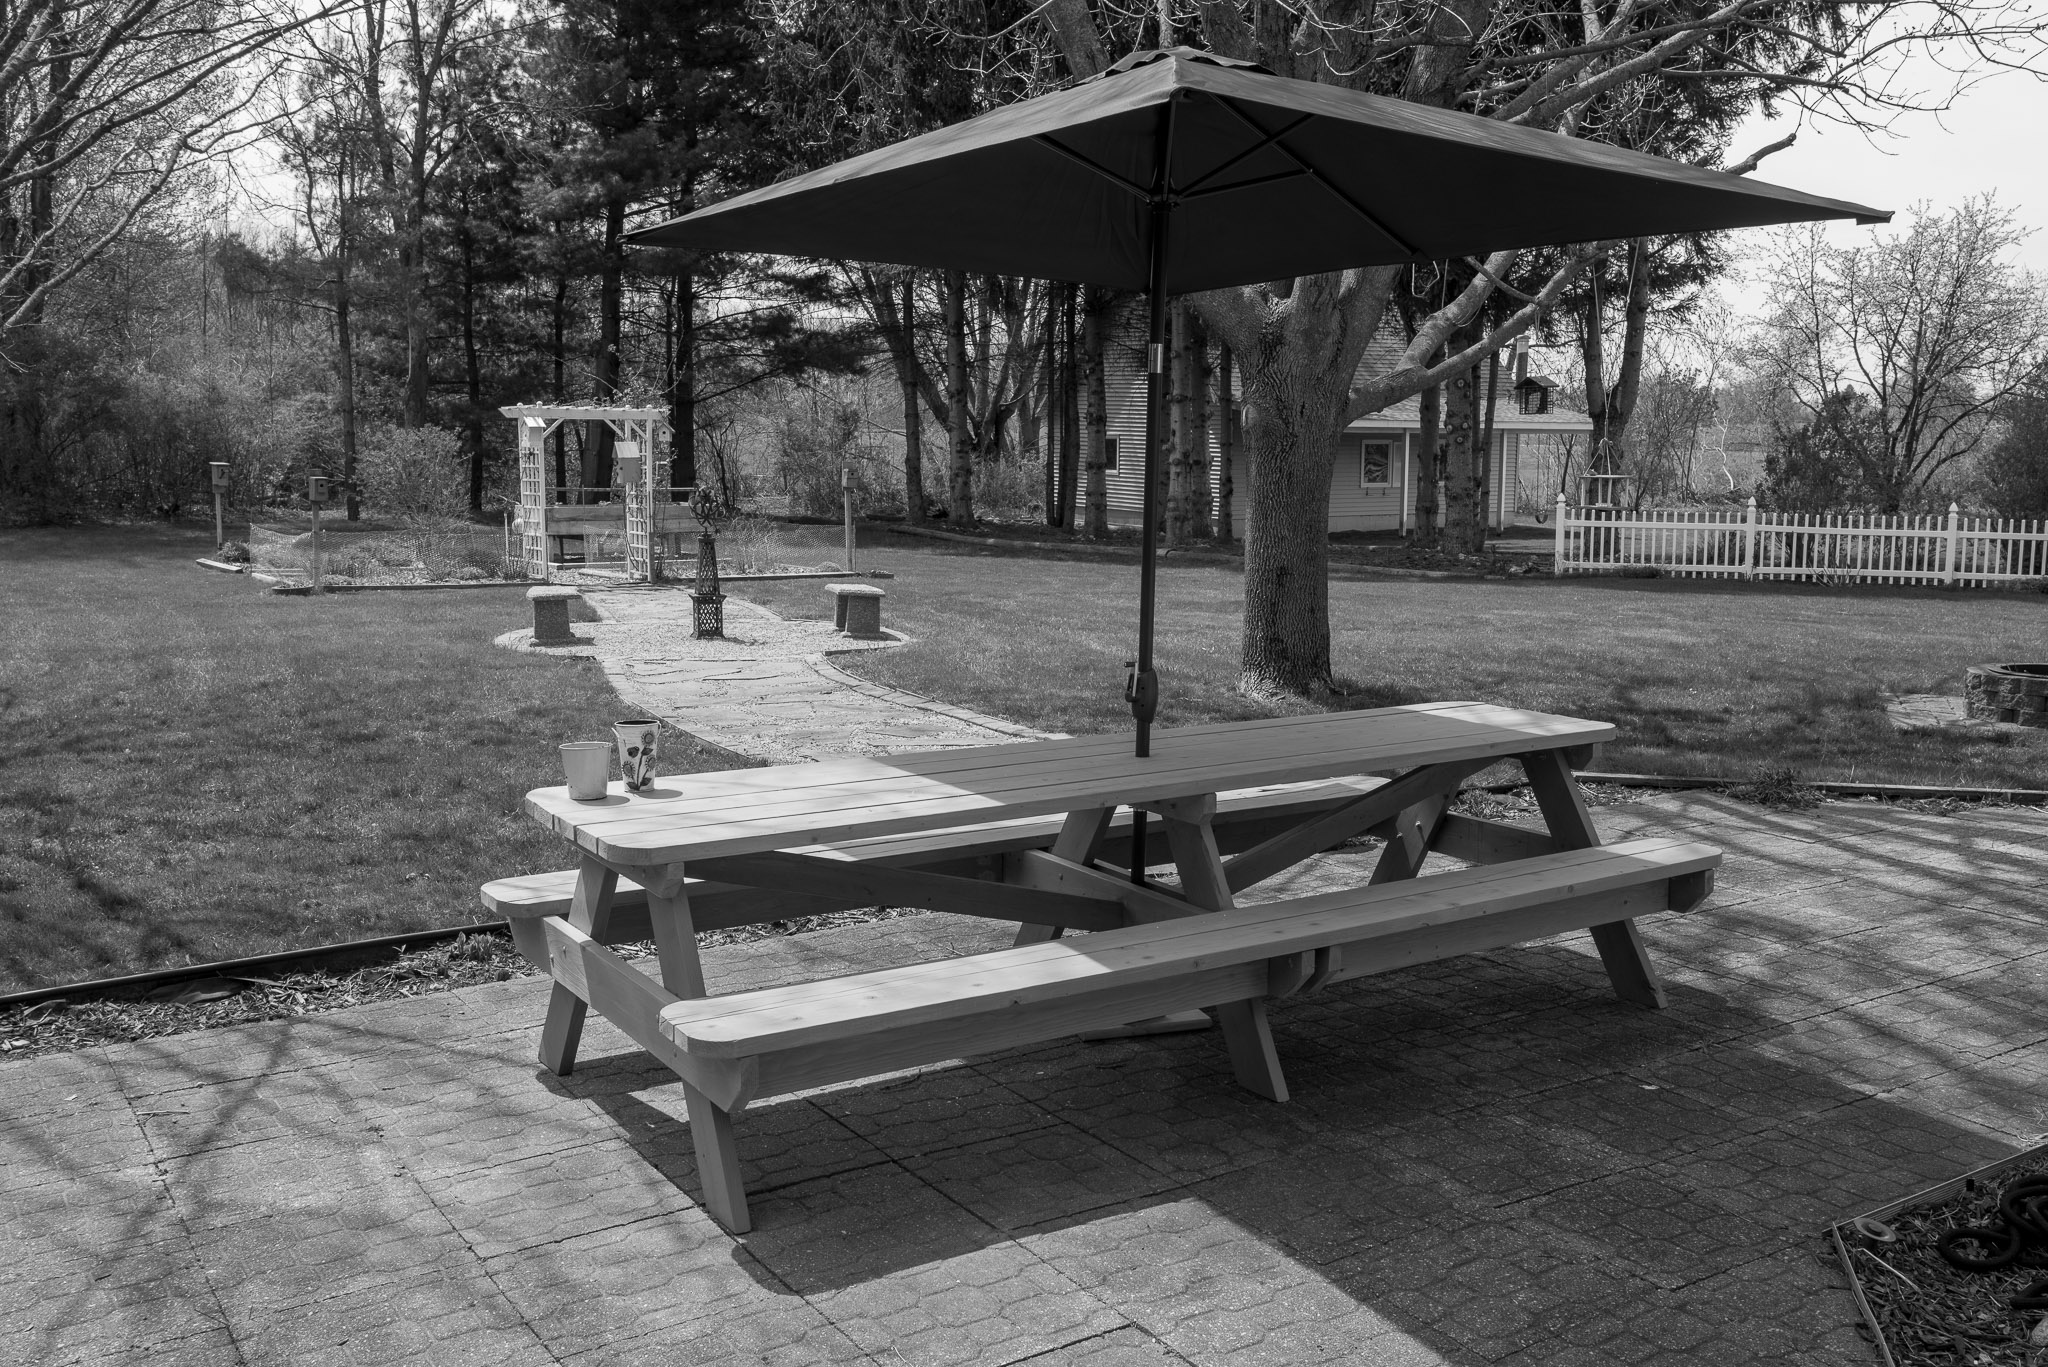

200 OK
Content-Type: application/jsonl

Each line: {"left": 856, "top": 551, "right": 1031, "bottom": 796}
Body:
{"left": 496, "top": 702, "right": 1721, "bottom": 1233}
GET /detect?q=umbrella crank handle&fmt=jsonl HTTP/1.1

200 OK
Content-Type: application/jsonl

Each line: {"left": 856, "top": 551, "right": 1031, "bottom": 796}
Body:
{"left": 1124, "top": 660, "right": 1158, "bottom": 725}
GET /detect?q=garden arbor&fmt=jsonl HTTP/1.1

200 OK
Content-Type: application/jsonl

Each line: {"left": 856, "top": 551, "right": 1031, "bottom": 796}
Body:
{"left": 504, "top": 405, "right": 691, "bottom": 582}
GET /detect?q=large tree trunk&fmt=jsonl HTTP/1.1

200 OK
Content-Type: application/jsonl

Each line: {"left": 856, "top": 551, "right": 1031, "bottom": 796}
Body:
{"left": 1413, "top": 369, "right": 1441, "bottom": 545}
{"left": 335, "top": 156, "right": 361, "bottom": 523}
{"left": 943, "top": 268, "right": 973, "bottom": 523}
{"left": 1238, "top": 363, "right": 1349, "bottom": 697}
{"left": 1440, "top": 361, "right": 1485, "bottom": 554}
{"left": 897, "top": 276, "right": 926, "bottom": 522}
{"left": 1189, "top": 313, "right": 1213, "bottom": 539}
{"left": 459, "top": 213, "right": 484, "bottom": 513}
{"left": 1583, "top": 239, "right": 1652, "bottom": 491}
{"left": 1080, "top": 288, "right": 1108, "bottom": 536}
{"left": 671, "top": 267, "right": 696, "bottom": 497}
{"left": 1214, "top": 344, "right": 1235, "bottom": 541}
{"left": 550, "top": 264, "right": 568, "bottom": 495}
{"left": 1165, "top": 301, "right": 1192, "bottom": 544}
{"left": 586, "top": 193, "right": 624, "bottom": 499}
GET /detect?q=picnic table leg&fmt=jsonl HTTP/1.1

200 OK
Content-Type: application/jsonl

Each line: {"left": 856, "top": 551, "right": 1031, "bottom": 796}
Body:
{"left": 1522, "top": 749, "right": 1668, "bottom": 1010}
{"left": 1161, "top": 802, "right": 1289, "bottom": 1103}
{"left": 1014, "top": 807, "right": 1114, "bottom": 947}
{"left": 537, "top": 857, "right": 619, "bottom": 1075}
{"left": 646, "top": 870, "right": 753, "bottom": 1233}
{"left": 682, "top": 1080, "right": 749, "bottom": 1234}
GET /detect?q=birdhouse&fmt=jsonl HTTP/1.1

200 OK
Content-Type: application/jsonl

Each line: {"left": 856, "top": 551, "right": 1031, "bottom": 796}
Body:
{"left": 209, "top": 462, "right": 230, "bottom": 491}
{"left": 1515, "top": 375, "right": 1557, "bottom": 416}
{"left": 307, "top": 476, "right": 331, "bottom": 505}
{"left": 615, "top": 441, "right": 643, "bottom": 487}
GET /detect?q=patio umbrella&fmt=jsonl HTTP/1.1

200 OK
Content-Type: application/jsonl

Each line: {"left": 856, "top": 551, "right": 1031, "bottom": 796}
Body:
{"left": 631, "top": 47, "right": 1886, "bottom": 758}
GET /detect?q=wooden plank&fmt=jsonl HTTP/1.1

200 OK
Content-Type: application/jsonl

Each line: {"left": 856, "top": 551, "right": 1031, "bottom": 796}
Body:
{"left": 689, "top": 851, "right": 1126, "bottom": 932}
{"left": 1430, "top": 813, "right": 1558, "bottom": 865}
{"left": 751, "top": 962, "right": 1267, "bottom": 1099}
{"left": 744, "top": 884, "right": 1674, "bottom": 1104}
{"left": 558, "top": 715, "right": 1548, "bottom": 845}
{"left": 673, "top": 838, "right": 1718, "bottom": 1045}
{"left": 664, "top": 839, "right": 1722, "bottom": 1058}
{"left": 1223, "top": 761, "right": 1482, "bottom": 893}
{"left": 539, "top": 918, "right": 755, "bottom": 1111}
{"left": 486, "top": 779, "right": 1387, "bottom": 917}
{"left": 526, "top": 705, "right": 1613, "bottom": 864}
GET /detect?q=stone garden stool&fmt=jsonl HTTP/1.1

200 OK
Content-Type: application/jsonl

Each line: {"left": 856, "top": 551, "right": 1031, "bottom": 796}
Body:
{"left": 528, "top": 585, "right": 583, "bottom": 646}
{"left": 826, "top": 583, "right": 886, "bottom": 639}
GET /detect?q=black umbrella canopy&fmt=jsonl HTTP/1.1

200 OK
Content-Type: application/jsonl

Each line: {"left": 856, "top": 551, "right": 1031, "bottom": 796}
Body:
{"left": 631, "top": 47, "right": 1886, "bottom": 772}
{"left": 629, "top": 47, "right": 1887, "bottom": 281}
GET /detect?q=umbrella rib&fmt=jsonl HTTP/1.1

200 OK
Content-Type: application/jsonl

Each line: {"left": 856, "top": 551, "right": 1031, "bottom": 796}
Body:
{"left": 1209, "top": 94, "right": 1420, "bottom": 259}
{"left": 1032, "top": 135, "right": 1151, "bottom": 201}
{"left": 1176, "top": 112, "right": 1315, "bottom": 196}
{"left": 1179, "top": 167, "right": 1313, "bottom": 202}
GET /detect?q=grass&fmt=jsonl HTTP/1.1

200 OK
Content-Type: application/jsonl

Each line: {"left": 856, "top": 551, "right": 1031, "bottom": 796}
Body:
{"left": 0, "top": 524, "right": 749, "bottom": 992}
{"left": 743, "top": 535, "right": 2048, "bottom": 790}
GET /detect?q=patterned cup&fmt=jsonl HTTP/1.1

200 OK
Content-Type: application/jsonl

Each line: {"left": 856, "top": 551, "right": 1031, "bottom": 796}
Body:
{"left": 559, "top": 742, "right": 612, "bottom": 800}
{"left": 612, "top": 719, "right": 661, "bottom": 791}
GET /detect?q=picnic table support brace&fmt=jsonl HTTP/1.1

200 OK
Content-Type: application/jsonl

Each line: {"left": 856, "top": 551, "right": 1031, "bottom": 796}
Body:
{"left": 537, "top": 858, "right": 619, "bottom": 1075}
{"left": 1162, "top": 800, "right": 1289, "bottom": 1103}
{"left": 1014, "top": 807, "right": 1116, "bottom": 946}
{"left": 1521, "top": 749, "right": 1667, "bottom": 1009}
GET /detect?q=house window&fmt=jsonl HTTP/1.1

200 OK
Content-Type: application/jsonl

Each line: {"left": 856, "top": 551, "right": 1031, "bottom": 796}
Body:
{"left": 1102, "top": 435, "right": 1119, "bottom": 471}
{"left": 1358, "top": 437, "right": 1393, "bottom": 486}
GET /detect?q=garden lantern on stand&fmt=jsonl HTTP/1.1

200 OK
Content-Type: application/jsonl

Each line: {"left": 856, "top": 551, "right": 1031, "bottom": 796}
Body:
{"left": 689, "top": 486, "right": 728, "bottom": 640}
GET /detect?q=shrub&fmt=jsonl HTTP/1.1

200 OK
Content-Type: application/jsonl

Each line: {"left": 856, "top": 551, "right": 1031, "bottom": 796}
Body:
{"left": 355, "top": 426, "right": 469, "bottom": 519}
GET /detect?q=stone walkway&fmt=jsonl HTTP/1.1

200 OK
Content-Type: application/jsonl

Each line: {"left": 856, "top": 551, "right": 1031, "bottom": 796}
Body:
{"left": 8, "top": 791, "right": 2048, "bottom": 1365}
{"left": 536, "top": 588, "right": 1060, "bottom": 763}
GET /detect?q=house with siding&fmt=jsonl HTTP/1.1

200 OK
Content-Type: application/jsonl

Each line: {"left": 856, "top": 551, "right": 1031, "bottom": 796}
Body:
{"left": 1081, "top": 318, "right": 1590, "bottom": 535}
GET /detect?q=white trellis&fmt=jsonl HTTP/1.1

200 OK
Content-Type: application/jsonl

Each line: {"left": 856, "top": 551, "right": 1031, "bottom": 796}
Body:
{"left": 501, "top": 404, "right": 675, "bottom": 582}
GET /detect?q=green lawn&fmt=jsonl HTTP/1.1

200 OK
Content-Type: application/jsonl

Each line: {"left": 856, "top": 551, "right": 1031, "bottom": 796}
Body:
{"left": 0, "top": 525, "right": 748, "bottom": 992}
{"left": 743, "top": 535, "right": 2048, "bottom": 789}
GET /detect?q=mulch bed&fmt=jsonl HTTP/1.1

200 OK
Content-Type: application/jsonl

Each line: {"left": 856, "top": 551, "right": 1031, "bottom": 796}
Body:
{"left": 0, "top": 909, "right": 929, "bottom": 1064}
{"left": 1835, "top": 1152, "right": 2048, "bottom": 1366}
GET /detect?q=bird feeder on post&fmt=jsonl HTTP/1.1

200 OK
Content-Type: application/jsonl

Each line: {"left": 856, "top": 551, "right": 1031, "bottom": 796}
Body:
{"left": 209, "top": 462, "right": 230, "bottom": 550}
{"left": 307, "top": 476, "right": 332, "bottom": 592}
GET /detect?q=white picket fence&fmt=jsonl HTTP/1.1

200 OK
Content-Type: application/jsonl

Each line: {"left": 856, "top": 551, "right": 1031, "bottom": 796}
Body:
{"left": 1552, "top": 495, "right": 2048, "bottom": 587}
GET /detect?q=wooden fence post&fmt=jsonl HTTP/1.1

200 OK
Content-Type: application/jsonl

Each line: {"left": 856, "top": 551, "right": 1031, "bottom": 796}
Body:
{"left": 1553, "top": 493, "right": 1568, "bottom": 575}
{"left": 1742, "top": 496, "right": 1757, "bottom": 580}
{"left": 1945, "top": 502, "right": 1961, "bottom": 587}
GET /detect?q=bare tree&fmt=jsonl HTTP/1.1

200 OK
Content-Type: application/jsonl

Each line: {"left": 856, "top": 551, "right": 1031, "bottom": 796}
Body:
{"left": 0, "top": 0, "right": 335, "bottom": 348}
{"left": 1749, "top": 197, "right": 2048, "bottom": 511}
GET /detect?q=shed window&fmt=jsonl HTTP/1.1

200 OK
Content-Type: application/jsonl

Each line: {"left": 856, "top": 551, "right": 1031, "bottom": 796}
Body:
{"left": 1359, "top": 438, "right": 1393, "bottom": 486}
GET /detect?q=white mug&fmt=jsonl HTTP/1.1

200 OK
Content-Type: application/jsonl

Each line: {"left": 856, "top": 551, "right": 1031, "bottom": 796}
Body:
{"left": 559, "top": 742, "right": 612, "bottom": 800}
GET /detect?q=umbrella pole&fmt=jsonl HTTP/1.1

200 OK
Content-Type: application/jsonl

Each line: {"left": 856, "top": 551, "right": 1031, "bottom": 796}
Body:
{"left": 1129, "top": 105, "right": 1175, "bottom": 765}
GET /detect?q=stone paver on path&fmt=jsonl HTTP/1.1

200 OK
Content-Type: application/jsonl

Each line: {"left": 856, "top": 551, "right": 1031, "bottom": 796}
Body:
{"left": 8, "top": 792, "right": 2048, "bottom": 1365}
{"left": 583, "top": 589, "right": 1059, "bottom": 763}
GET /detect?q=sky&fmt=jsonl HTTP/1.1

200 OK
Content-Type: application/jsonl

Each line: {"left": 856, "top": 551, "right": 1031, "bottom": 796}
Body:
{"left": 1719, "top": 64, "right": 2048, "bottom": 298}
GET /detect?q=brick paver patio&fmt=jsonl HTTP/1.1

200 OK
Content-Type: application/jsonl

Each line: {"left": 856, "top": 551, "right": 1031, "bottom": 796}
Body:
{"left": 6, "top": 790, "right": 2045, "bottom": 1365}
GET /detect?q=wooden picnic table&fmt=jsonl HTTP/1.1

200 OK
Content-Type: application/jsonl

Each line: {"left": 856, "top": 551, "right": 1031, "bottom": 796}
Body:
{"left": 500, "top": 701, "right": 1721, "bottom": 1232}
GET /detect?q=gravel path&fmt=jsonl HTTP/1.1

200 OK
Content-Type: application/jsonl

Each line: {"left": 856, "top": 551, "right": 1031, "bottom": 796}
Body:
{"left": 508, "top": 587, "right": 1060, "bottom": 763}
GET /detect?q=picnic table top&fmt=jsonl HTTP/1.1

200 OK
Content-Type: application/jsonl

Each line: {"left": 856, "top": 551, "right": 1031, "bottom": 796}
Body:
{"left": 525, "top": 701, "right": 1612, "bottom": 866}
